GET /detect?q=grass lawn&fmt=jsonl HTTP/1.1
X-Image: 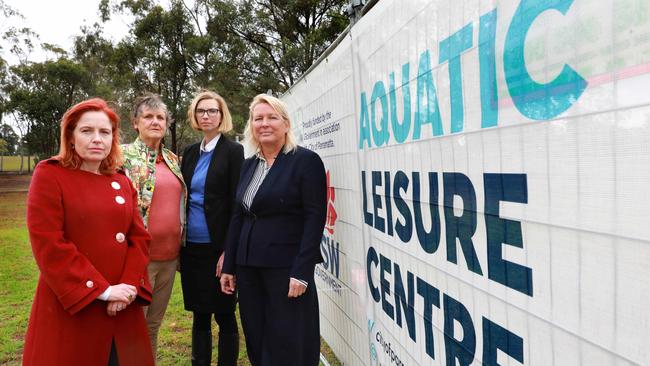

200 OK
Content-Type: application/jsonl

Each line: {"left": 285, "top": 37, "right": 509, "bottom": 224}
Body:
{"left": 0, "top": 176, "right": 341, "bottom": 365}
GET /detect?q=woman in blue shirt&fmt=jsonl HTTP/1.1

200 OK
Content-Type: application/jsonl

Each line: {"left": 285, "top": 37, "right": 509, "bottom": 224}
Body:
{"left": 180, "top": 90, "right": 243, "bottom": 366}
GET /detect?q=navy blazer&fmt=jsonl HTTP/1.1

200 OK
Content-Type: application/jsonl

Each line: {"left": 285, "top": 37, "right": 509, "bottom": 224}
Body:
{"left": 181, "top": 136, "right": 244, "bottom": 250}
{"left": 222, "top": 146, "right": 327, "bottom": 281}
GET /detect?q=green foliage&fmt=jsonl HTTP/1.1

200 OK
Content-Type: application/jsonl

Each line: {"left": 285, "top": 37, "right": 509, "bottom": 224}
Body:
{"left": 5, "top": 58, "right": 94, "bottom": 159}
{"left": 211, "top": 0, "right": 350, "bottom": 89}
{"left": 1, "top": 0, "right": 349, "bottom": 156}
{"left": 0, "top": 124, "right": 18, "bottom": 154}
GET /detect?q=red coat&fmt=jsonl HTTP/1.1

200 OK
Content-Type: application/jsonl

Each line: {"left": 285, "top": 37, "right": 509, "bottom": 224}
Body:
{"left": 23, "top": 160, "right": 154, "bottom": 366}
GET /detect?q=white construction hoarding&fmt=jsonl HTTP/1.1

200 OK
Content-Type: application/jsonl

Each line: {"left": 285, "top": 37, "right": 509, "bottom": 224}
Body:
{"left": 282, "top": 0, "right": 650, "bottom": 364}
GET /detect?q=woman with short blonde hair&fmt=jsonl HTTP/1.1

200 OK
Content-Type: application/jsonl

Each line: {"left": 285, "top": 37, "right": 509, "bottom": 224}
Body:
{"left": 243, "top": 93, "right": 297, "bottom": 155}
{"left": 221, "top": 93, "right": 326, "bottom": 365}
{"left": 187, "top": 90, "right": 233, "bottom": 134}
{"left": 180, "top": 89, "right": 243, "bottom": 366}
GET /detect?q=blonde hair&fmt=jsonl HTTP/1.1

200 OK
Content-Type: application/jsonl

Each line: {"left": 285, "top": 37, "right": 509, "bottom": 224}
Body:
{"left": 243, "top": 94, "right": 297, "bottom": 155}
{"left": 187, "top": 90, "right": 233, "bottom": 133}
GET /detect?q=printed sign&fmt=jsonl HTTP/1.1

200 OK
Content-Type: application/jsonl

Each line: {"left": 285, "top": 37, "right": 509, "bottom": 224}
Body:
{"left": 282, "top": 0, "right": 650, "bottom": 364}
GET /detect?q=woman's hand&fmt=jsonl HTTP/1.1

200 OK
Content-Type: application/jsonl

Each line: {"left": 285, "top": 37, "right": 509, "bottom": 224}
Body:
{"left": 107, "top": 283, "right": 137, "bottom": 303}
{"left": 106, "top": 300, "right": 129, "bottom": 316}
{"left": 220, "top": 274, "right": 236, "bottom": 295}
{"left": 288, "top": 278, "right": 307, "bottom": 298}
{"left": 216, "top": 252, "right": 225, "bottom": 277}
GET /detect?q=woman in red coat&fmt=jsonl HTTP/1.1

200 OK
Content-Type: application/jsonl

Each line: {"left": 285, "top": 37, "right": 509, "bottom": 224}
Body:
{"left": 22, "top": 98, "right": 154, "bottom": 366}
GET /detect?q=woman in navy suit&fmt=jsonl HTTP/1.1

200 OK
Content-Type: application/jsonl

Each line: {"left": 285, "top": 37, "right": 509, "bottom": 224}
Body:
{"left": 220, "top": 94, "right": 327, "bottom": 366}
{"left": 181, "top": 90, "right": 243, "bottom": 366}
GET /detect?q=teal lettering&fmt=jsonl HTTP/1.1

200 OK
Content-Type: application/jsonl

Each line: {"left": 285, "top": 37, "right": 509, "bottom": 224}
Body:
{"left": 371, "top": 81, "right": 390, "bottom": 147}
{"left": 414, "top": 50, "right": 443, "bottom": 139}
{"left": 439, "top": 23, "right": 473, "bottom": 133}
{"left": 504, "top": 0, "right": 587, "bottom": 120}
{"left": 389, "top": 62, "right": 411, "bottom": 143}
{"left": 359, "top": 92, "right": 372, "bottom": 149}
{"left": 479, "top": 10, "right": 498, "bottom": 128}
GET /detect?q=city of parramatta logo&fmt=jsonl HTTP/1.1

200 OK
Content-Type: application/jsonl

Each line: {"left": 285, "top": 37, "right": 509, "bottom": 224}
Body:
{"left": 325, "top": 169, "right": 337, "bottom": 234}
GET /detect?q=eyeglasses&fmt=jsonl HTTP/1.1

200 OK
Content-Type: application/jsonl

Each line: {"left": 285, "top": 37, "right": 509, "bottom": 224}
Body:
{"left": 196, "top": 108, "right": 220, "bottom": 117}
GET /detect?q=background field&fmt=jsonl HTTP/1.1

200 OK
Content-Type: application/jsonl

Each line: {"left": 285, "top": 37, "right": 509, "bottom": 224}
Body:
{"left": 0, "top": 157, "right": 36, "bottom": 173}
{"left": 0, "top": 175, "right": 340, "bottom": 365}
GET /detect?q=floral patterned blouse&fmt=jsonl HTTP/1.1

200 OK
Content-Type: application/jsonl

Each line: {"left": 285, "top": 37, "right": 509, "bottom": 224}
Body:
{"left": 121, "top": 138, "right": 187, "bottom": 229}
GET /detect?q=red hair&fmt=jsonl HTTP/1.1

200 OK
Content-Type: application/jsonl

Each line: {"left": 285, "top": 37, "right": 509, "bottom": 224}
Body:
{"left": 55, "top": 98, "right": 122, "bottom": 174}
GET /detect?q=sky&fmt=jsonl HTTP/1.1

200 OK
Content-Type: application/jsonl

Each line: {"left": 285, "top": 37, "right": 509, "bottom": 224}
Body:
{"left": 2, "top": 0, "right": 133, "bottom": 64}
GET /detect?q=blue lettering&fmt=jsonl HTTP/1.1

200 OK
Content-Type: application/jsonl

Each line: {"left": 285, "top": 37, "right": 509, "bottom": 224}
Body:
{"left": 372, "top": 171, "right": 386, "bottom": 233}
{"left": 361, "top": 171, "right": 374, "bottom": 226}
{"left": 367, "top": 246, "right": 380, "bottom": 302}
{"left": 380, "top": 254, "right": 395, "bottom": 319}
{"left": 482, "top": 317, "right": 524, "bottom": 366}
{"left": 384, "top": 171, "right": 394, "bottom": 236}
{"left": 413, "top": 172, "right": 441, "bottom": 254}
{"left": 320, "top": 236, "right": 329, "bottom": 271}
{"left": 393, "top": 262, "right": 416, "bottom": 342}
{"left": 443, "top": 294, "right": 476, "bottom": 366}
{"left": 484, "top": 173, "right": 533, "bottom": 296}
{"left": 366, "top": 248, "right": 526, "bottom": 365}
{"left": 443, "top": 173, "right": 483, "bottom": 275}
{"left": 323, "top": 236, "right": 340, "bottom": 278}
{"left": 393, "top": 170, "right": 413, "bottom": 243}
{"left": 417, "top": 277, "right": 440, "bottom": 360}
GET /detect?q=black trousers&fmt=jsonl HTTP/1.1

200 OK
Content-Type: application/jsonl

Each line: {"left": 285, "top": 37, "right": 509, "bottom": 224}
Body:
{"left": 108, "top": 339, "right": 118, "bottom": 366}
{"left": 237, "top": 266, "right": 320, "bottom": 366}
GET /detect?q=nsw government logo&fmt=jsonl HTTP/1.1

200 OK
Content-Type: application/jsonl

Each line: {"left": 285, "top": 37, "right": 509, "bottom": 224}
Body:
{"left": 317, "top": 170, "right": 342, "bottom": 295}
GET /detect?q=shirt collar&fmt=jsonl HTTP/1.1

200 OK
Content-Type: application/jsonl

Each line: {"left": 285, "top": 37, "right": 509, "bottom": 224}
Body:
{"left": 254, "top": 145, "right": 287, "bottom": 161}
{"left": 200, "top": 134, "right": 221, "bottom": 153}
{"left": 134, "top": 137, "right": 160, "bottom": 154}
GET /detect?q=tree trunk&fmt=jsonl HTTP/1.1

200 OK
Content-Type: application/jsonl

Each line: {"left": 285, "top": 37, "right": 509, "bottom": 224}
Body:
{"left": 170, "top": 120, "right": 177, "bottom": 154}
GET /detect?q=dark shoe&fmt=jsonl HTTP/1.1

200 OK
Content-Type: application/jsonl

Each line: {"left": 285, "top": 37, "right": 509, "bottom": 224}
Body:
{"left": 192, "top": 329, "right": 212, "bottom": 366}
{"left": 217, "top": 332, "right": 239, "bottom": 366}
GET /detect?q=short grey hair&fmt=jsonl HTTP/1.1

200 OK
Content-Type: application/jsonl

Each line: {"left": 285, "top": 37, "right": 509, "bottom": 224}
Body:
{"left": 130, "top": 93, "right": 170, "bottom": 125}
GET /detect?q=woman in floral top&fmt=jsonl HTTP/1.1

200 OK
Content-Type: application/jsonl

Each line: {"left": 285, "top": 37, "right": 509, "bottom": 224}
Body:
{"left": 121, "top": 93, "right": 187, "bottom": 361}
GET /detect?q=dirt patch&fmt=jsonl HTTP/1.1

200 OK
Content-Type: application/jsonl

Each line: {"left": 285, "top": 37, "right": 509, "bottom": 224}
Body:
{"left": 0, "top": 174, "right": 31, "bottom": 193}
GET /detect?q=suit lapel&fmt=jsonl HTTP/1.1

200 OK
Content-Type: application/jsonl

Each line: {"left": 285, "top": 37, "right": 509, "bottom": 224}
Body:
{"left": 204, "top": 136, "right": 226, "bottom": 190}
{"left": 236, "top": 157, "right": 258, "bottom": 204}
